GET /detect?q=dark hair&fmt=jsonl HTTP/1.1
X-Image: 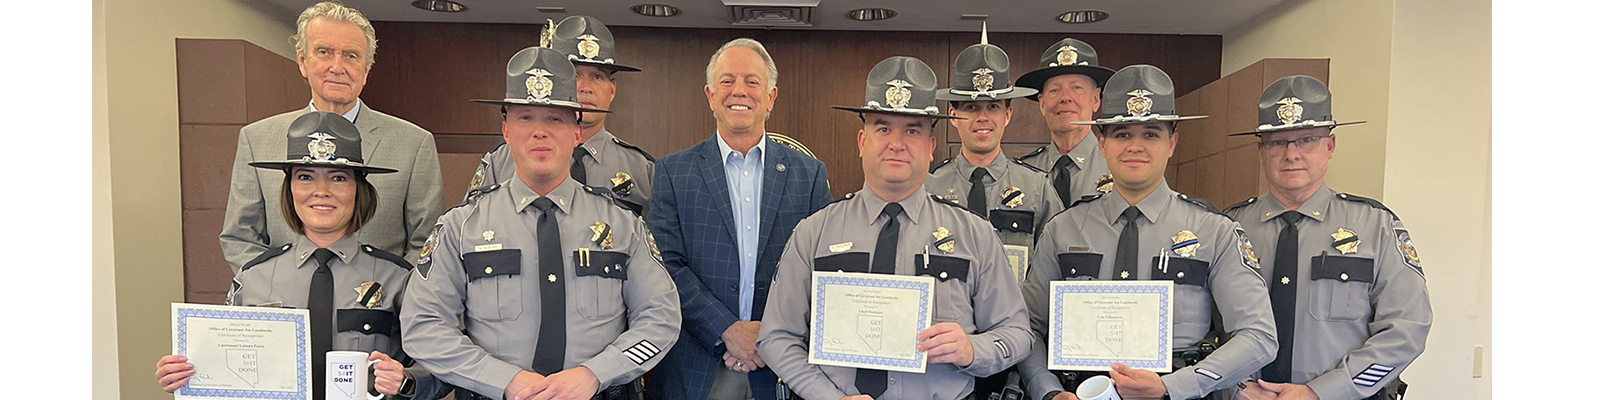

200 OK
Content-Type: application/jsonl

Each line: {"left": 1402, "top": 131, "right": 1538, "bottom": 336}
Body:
{"left": 279, "top": 169, "right": 380, "bottom": 236}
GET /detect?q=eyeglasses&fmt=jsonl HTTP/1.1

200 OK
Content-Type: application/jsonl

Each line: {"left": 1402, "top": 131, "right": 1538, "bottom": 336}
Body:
{"left": 1259, "top": 134, "right": 1331, "bottom": 154}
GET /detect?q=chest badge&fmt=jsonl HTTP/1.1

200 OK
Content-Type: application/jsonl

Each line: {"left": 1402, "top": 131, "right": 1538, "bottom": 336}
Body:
{"left": 611, "top": 172, "right": 635, "bottom": 196}
{"left": 590, "top": 221, "right": 614, "bottom": 249}
{"left": 933, "top": 227, "right": 956, "bottom": 254}
{"left": 354, "top": 281, "right": 384, "bottom": 309}
{"left": 1331, "top": 228, "right": 1360, "bottom": 255}
{"left": 1096, "top": 174, "right": 1115, "bottom": 194}
{"left": 1001, "top": 187, "right": 1025, "bottom": 208}
{"left": 1171, "top": 230, "right": 1200, "bottom": 258}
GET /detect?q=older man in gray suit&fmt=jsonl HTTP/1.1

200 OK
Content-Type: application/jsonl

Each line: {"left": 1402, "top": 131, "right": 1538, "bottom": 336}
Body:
{"left": 220, "top": 1, "right": 443, "bottom": 272}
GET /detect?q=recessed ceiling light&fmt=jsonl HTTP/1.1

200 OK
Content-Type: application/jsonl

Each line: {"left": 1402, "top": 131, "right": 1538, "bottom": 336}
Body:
{"left": 847, "top": 8, "right": 897, "bottom": 21}
{"left": 411, "top": 0, "right": 465, "bottom": 13}
{"left": 1057, "top": 10, "right": 1109, "bottom": 24}
{"left": 631, "top": 4, "right": 681, "bottom": 17}
{"left": 960, "top": 14, "right": 989, "bottom": 21}
{"left": 536, "top": 6, "right": 567, "bottom": 13}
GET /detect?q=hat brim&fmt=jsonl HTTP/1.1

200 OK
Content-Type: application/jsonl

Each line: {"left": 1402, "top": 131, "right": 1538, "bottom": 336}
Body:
{"left": 1226, "top": 120, "right": 1368, "bottom": 136}
{"left": 249, "top": 160, "right": 399, "bottom": 174}
{"left": 1015, "top": 65, "right": 1117, "bottom": 101}
{"left": 470, "top": 98, "right": 612, "bottom": 114}
{"left": 935, "top": 86, "right": 1040, "bottom": 102}
{"left": 1071, "top": 114, "right": 1209, "bottom": 126}
{"left": 572, "top": 60, "right": 641, "bottom": 73}
{"left": 831, "top": 105, "right": 963, "bottom": 120}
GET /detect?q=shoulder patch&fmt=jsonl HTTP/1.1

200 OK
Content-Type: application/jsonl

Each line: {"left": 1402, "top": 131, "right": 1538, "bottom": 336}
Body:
{"left": 1175, "top": 193, "right": 1222, "bottom": 214}
{"left": 362, "top": 244, "right": 412, "bottom": 270}
{"left": 1225, "top": 197, "right": 1257, "bottom": 213}
{"left": 242, "top": 243, "right": 293, "bottom": 272}
{"left": 1394, "top": 228, "right": 1424, "bottom": 276}
{"left": 930, "top": 157, "right": 954, "bottom": 173}
{"left": 612, "top": 137, "right": 656, "bottom": 162}
{"left": 931, "top": 194, "right": 989, "bottom": 221}
{"left": 1017, "top": 145, "right": 1048, "bottom": 160}
{"left": 1067, "top": 192, "right": 1106, "bottom": 209}
{"left": 1337, "top": 192, "right": 1400, "bottom": 220}
{"left": 416, "top": 223, "right": 441, "bottom": 279}
{"left": 1012, "top": 158, "right": 1047, "bottom": 173}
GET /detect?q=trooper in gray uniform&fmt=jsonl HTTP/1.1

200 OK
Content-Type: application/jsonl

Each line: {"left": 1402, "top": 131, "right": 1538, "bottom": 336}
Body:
{"left": 467, "top": 15, "right": 656, "bottom": 217}
{"left": 1019, "top": 65, "right": 1278, "bottom": 400}
{"left": 1013, "top": 38, "right": 1119, "bottom": 206}
{"left": 1224, "top": 76, "right": 1430, "bottom": 400}
{"left": 758, "top": 56, "right": 1032, "bottom": 400}
{"left": 928, "top": 23, "right": 1064, "bottom": 283}
{"left": 401, "top": 47, "right": 681, "bottom": 400}
{"left": 157, "top": 112, "right": 445, "bottom": 400}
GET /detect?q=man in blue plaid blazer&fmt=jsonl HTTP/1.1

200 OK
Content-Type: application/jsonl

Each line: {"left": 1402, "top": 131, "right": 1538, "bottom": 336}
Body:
{"left": 646, "top": 38, "right": 833, "bottom": 400}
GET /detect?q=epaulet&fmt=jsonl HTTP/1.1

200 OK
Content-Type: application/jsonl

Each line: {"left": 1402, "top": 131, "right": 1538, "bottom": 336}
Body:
{"left": 931, "top": 194, "right": 989, "bottom": 221}
{"left": 1225, "top": 197, "right": 1257, "bottom": 213}
{"left": 242, "top": 243, "right": 293, "bottom": 272}
{"left": 1174, "top": 192, "right": 1222, "bottom": 214}
{"left": 361, "top": 244, "right": 412, "bottom": 270}
{"left": 459, "top": 182, "right": 504, "bottom": 208}
{"left": 1067, "top": 192, "right": 1106, "bottom": 209}
{"left": 582, "top": 185, "right": 636, "bottom": 213}
{"left": 1335, "top": 192, "right": 1400, "bottom": 220}
{"left": 1012, "top": 158, "right": 1047, "bottom": 173}
{"left": 612, "top": 137, "right": 656, "bottom": 162}
{"left": 829, "top": 192, "right": 858, "bottom": 205}
{"left": 930, "top": 157, "right": 954, "bottom": 173}
{"left": 1017, "top": 145, "right": 1048, "bottom": 160}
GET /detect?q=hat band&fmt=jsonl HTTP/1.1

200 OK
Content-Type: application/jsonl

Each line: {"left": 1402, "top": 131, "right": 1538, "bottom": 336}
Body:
{"left": 949, "top": 86, "right": 1016, "bottom": 100}
{"left": 865, "top": 101, "right": 940, "bottom": 115}
{"left": 1258, "top": 119, "right": 1337, "bottom": 131}
{"left": 1047, "top": 61, "right": 1091, "bottom": 67}
{"left": 568, "top": 54, "right": 617, "bottom": 65}
{"left": 296, "top": 156, "right": 357, "bottom": 165}
{"left": 503, "top": 97, "right": 586, "bottom": 109}
{"left": 1097, "top": 113, "right": 1182, "bottom": 123}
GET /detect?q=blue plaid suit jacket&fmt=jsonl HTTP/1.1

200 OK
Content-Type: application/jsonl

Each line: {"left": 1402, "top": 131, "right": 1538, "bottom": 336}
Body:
{"left": 646, "top": 135, "right": 831, "bottom": 400}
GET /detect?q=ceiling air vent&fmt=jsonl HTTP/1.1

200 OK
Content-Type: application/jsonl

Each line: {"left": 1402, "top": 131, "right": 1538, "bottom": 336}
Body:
{"left": 728, "top": 5, "right": 814, "bottom": 27}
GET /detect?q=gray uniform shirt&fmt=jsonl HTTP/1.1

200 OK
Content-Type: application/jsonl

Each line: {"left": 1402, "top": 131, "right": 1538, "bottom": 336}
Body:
{"left": 1019, "top": 183, "right": 1278, "bottom": 400}
{"left": 927, "top": 154, "right": 1065, "bottom": 280}
{"left": 228, "top": 235, "right": 444, "bottom": 400}
{"left": 1016, "top": 136, "right": 1114, "bottom": 204}
{"left": 221, "top": 104, "right": 445, "bottom": 272}
{"left": 469, "top": 129, "right": 655, "bottom": 216}
{"left": 401, "top": 177, "right": 681, "bottom": 398}
{"left": 757, "top": 186, "right": 1032, "bottom": 400}
{"left": 1224, "top": 186, "right": 1431, "bottom": 400}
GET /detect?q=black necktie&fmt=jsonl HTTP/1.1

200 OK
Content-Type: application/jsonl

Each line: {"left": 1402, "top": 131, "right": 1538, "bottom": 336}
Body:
{"left": 571, "top": 146, "right": 589, "bottom": 185}
{"left": 1263, "top": 211, "right": 1303, "bottom": 382}
{"left": 967, "top": 168, "right": 990, "bottom": 218}
{"left": 309, "top": 248, "right": 336, "bottom": 400}
{"left": 858, "top": 202, "right": 903, "bottom": 397}
{"left": 1052, "top": 156, "right": 1073, "bottom": 206}
{"left": 1113, "top": 207, "right": 1141, "bottom": 280}
{"left": 531, "top": 198, "right": 567, "bottom": 375}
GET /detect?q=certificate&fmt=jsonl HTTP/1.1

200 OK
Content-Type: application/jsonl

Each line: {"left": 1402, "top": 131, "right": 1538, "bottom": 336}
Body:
{"left": 1047, "top": 281, "right": 1173, "bottom": 372}
{"left": 808, "top": 271, "right": 935, "bottom": 373}
{"left": 1003, "top": 245, "right": 1030, "bottom": 282}
{"left": 172, "top": 303, "right": 312, "bottom": 400}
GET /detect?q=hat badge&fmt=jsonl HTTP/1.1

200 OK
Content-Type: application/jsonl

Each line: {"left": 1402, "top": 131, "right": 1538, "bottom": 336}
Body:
{"left": 307, "top": 132, "right": 337, "bottom": 162}
{"left": 885, "top": 79, "right": 913, "bottom": 109}
{"left": 1275, "top": 97, "right": 1304, "bottom": 125}
{"left": 1126, "top": 89, "right": 1155, "bottom": 117}
{"left": 972, "top": 68, "right": 995, "bottom": 92}
{"left": 576, "top": 34, "right": 601, "bottom": 60}
{"left": 1055, "top": 45, "right": 1080, "bottom": 67}
{"left": 525, "top": 68, "right": 555, "bottom": 103}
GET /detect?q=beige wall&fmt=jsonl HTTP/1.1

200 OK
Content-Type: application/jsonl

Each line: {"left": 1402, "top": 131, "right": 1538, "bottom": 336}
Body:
{"left": 1222, "top": 0, "right": 1492, "bottom": 399}
{"left": 94, "top": 0, "right": 295, "bottom": 399}
{"left": 1222, "top": 0, "right": 1394, "bottom": 199}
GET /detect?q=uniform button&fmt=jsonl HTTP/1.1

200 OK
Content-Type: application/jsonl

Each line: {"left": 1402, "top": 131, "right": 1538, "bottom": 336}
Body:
{"left": 747, "top": 226, "right": 753, "bottom": 230}
{"left": 889, "top": 377, "right": 897, "bottom": 385}
{"left": 743, "top": 171, "right": 750, "bottom": 176}
{"left": 1340, "top": 273, "right": 1349, "bottom": 281}
{"left": 1012, "top": 222, "right": 1019, "bottom": 228}
{"left": 1176, "top": 271, "right": 1185, "bottom": 279}
{"left": 747, "top": 253, "right": 754, "bottom": 258}
{"left": 362, "top": 323, "right": 371, "bottom": 331}
{"left": 485, "top": 266, "right": 493, "bottom": 274}
{"left": 745, "top": 197, "right": 752, "bottom": 202}
{"left": 1070, "top": 268, "right": 1077, "bottom": 275}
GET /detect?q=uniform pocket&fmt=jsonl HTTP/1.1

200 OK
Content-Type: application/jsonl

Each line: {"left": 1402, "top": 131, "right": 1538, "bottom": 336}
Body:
{"left": 989, "top": 209, "right": 1035, "bottom": 233}
{"left": 1056, "top": 252, "right": 1103, "bottom": 279}
{"left": 463, "top": 249, "right": 523, "bottom": 321}
{"left": 918, "top": 254, "right": 974, "bottom": 324}
{"left": 814, "top": 252, "right": 871, "bottom": 273}
{"left": 1309, "top": 255, "right": 1374, "bottom": 322}
{"left": 575, "top": 250, "right": 628, "bottom": 320}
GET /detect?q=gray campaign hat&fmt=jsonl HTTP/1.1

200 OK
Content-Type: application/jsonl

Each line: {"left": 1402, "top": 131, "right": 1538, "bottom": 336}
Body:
{"left": 470, "top": 46, "right": 612, "bottom": 114}
{"left": 1073, "top": 64, "right": 1207, "bottom": 126}
{"left": 832, "top": 56, "right": 961, "bottom": 120}
{"left": 1228, "top": 75, "right": 1366, "bottom": 136}
{"left": 249, "top": 112, "right": 398, "bottom": 174}
{"left": 549, "top": 15, "right": 641, "bottom": 73}
{"left": 1014, "top": 37, "right": 1117, "bottom": 101}
{"left": 937, "top": 23, "right": 1038, "bottom": 102}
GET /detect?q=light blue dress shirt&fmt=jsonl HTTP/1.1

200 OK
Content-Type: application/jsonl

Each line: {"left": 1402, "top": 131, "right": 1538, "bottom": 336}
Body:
{"left": 309, "top": 99, "right": 363, "bottom": 122}
{"left": 716, "top": 132, "right": 766, "bottom": 320}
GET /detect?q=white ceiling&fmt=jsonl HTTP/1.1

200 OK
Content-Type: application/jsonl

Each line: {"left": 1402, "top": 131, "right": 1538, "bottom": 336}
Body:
{"left": 259, "top": 0, "right": 1286, "bottom": 35}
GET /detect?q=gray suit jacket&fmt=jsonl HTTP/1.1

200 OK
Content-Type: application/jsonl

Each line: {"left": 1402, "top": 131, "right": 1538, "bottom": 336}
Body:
{"left": 220, "top": 104, "right": 444, "bottom": 273}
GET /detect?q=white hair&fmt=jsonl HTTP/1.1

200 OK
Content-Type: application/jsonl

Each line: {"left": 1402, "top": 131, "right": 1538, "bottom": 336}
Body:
{"left": 290, "top": 1, "right": 378, "bottom": 67}
{"left": 704, "top": 38, "right": 778, "bottom": 90}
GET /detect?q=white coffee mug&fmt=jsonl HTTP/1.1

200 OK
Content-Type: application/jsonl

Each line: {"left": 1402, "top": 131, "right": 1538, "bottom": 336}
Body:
{"left": 325, "top": 351, "right": 383, "bottom": 400}
{"left": 1076, "top": 375, "right": 1123, "bottom": 400}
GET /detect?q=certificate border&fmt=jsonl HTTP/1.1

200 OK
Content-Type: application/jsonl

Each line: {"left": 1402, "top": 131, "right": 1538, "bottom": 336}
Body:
{"left": 174, "top": 303, "right": 311, "bottom": 400}
{"left": 809, "top": 272, "right": 933, "bottom": 373}
{"left": 1048, "top": 282, "right": 1172, "bottom": 371}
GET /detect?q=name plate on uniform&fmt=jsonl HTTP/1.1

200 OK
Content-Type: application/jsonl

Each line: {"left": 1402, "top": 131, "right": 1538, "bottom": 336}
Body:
{"left": 172, "top": 303, "right": 312, "bottom": 400}
{"left": 808, "top": 271, "right": 934, "bottom": 373}
{"left": 1047, "top": 281, "right": 1173, "bottom": 372}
